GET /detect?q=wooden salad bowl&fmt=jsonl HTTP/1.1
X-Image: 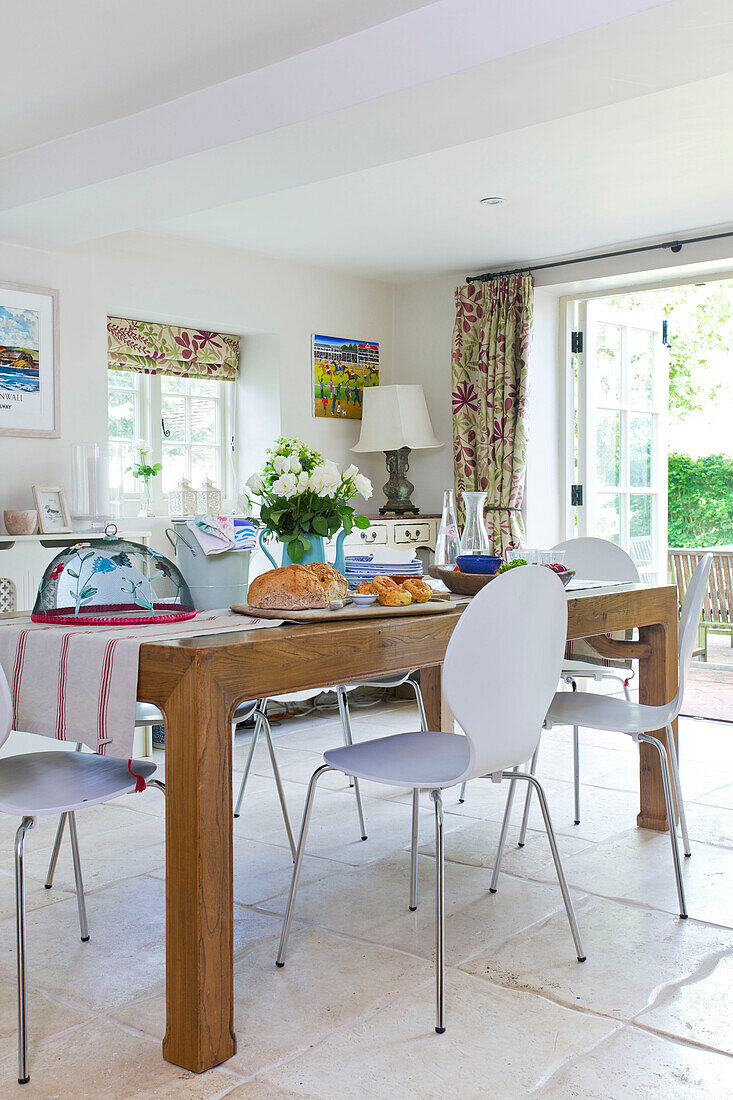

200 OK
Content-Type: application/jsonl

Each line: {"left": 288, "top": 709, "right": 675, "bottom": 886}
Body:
{"left": 436, "top": 565, "right": 575, "bottom": 595}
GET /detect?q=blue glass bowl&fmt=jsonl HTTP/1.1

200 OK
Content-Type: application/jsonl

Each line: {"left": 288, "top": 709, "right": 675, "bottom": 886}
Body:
{"left": 456, "top": 554, "right": 502, "bottom": 575}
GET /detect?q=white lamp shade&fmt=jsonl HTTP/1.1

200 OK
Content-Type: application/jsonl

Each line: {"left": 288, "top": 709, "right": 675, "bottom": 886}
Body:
{"left": 352, "top": 385, "right": 443, "bottom": 453}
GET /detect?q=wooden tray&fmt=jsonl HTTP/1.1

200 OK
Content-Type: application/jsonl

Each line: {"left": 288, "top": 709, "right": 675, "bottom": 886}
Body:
{"left": 231, "top": 599, "right": 457, "bottom": 623}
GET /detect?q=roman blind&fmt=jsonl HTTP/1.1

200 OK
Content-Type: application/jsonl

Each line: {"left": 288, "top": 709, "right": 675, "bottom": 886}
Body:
{"left": 107, "top": 316, "right": 239, "bottom": 381}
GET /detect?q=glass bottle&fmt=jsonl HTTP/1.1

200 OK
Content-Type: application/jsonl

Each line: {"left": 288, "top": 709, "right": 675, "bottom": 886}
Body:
{"left": 460, "top": 491, "right": 491, "bottom": 554}
{"left": 435, "top": 489, "right": 462, "bottom": 567}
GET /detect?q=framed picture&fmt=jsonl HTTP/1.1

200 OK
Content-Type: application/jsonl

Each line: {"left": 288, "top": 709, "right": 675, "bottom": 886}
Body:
{"left": 0, "top": 282, "right": 59, "bottom": 437}
{"left": 32, "top": 486, "right": 72, "bottom": 533}
{"left": 312, "top": 333, "right": 379, "bottom": 420}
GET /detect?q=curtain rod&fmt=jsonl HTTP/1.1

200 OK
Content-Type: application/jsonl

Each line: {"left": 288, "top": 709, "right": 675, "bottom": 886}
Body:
{"left": 465, "top": 230, "right": 733, "bottom": 283}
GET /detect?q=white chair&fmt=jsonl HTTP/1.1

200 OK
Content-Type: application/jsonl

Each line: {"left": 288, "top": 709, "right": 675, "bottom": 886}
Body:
{"left": 494, "top": 554, "right": 713, "bottom": 921}
{"left": 489, "top": 537, "right": 641, "bottom": 830}
{"left": 44, "top": 697, "right": 297, "bottom": 898}
{"left": 275, "top": 567, "right": 585, "bottom": 1033}
{"left": 0, "top": 668, "right": 162, "bottom": 1085}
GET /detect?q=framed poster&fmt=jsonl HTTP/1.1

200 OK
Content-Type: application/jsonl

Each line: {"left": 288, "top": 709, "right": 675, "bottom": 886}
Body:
{"left": 0, "top": 282, "right": 59, "bottom": 437}
{"left": 312, "top": 333, "right": 379, "bottom": 420}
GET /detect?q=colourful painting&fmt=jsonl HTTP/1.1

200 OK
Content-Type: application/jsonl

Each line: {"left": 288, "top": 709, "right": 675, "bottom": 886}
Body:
{"left": 0, "top": 305, "right": 40, "bottom": 393}
{"left": 0, "top": 283, "right": 59, "bottom": 438}
{"left": 312, "top": 333, "right": 379, "bottom": 420}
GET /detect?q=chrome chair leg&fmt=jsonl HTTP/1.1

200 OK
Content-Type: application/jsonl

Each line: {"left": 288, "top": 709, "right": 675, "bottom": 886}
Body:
{"left": 148, "top": 779, "right": 166, "bottom": 795}
{"left": 573, "top": 725, "right": 581, "bottom": 825}
{"left": 517, "top": 743, "right": 540, "bottom": 847}
{"left": 407, "top": 676, "right": 428, "bottom": 731}
{"left": 431, "top": 789, "right": 445, "bottom": 1034}
{"left": 260, "top": 710, "right": 296, "bottom": 859}
{"left": 638, "top": 733, "right": 687, "bottom": 918}
{"left": 44, "top": 812, "right": 67, "bottom": 890}
{"left": 505, "top": 771, "right": 586, "bottom": 961}
{"left": 458, "top": 781, "right": 467, "bottom": 803}
{"left": 409, "top": 789, "right": 419, "bottom": 911}
{"left": 665, "top": 723, "right": 691, "bottom": 857}
{"left": 568, "top": 679, "right": 581, "bottom": 825}
{"left": 277, "top": 764, "right": 334, "bottom": 967}
{"left": 233, "top": 705, "right": 263, "bottom": 818}
{"left": 336, "top": 686, "right": 367, "bottom": 840}
{"left": 67, "top": 812, "right": 89, "bottom": 942}
{"left": 490, "top": 766, "right": 520, "bottom": 892}
{"left": 15, "top": 816, "right": 33, "bottom": 1085}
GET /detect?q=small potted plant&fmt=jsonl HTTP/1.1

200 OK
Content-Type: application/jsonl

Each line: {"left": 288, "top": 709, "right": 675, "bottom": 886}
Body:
{"left": 246, "top": 437, "right": 372, "bottom": 568}
{"left": 127, "top": 441, "right": 162, "bottom": 517}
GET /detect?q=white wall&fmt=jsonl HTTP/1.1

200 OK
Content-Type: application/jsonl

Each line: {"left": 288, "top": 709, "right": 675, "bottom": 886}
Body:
{"left": 0, "top": 231, "right": 392, "bottom": 526}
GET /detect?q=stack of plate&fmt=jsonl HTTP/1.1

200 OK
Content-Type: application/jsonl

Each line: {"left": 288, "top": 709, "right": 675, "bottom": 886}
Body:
{"left": 344, "top": 554, "right": 423, "bottom": 589}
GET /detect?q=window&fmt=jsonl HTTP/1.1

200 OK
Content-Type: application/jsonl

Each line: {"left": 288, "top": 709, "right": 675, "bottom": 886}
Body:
{"left": 107, "top": 369, "right": 232, "bottom": 513}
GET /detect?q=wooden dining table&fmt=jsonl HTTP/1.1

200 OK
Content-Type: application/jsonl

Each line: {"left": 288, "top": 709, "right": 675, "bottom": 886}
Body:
{"left": 137, "top": 579, "right": 678, "bottom": 1074}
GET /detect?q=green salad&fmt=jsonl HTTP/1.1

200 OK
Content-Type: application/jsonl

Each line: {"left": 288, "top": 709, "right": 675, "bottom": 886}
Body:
{"left": 497, "top": 558, "right": 527, "bottom": 573}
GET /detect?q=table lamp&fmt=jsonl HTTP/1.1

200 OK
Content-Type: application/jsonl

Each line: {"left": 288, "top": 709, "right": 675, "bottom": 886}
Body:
{"left": 352, "top": 384, "right": 443, "bottom": 515}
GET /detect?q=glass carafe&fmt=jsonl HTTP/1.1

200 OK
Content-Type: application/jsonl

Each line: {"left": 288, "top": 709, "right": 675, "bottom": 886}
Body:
{"left": 461, "top": 491, "right": 491, "bottom": 554}
{"left": 435, "top": 489, "right": 462, "bottom": 567}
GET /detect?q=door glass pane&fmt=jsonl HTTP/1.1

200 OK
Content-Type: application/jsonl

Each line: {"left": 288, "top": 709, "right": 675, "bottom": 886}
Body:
{"left": 630, "top": 495, "right": 653, "bottom": 576}
{"left": 596, "top": 410, "right": 621, "bottom": 487}
{"left": 596, "top": 323, "right": 622, "bottom": 402}
{"left": 629, "top": 329, "right": 654, "bottom": 408}
{"left": 629, "top": 415, "right": 653, "bottom": 487}
{"left": 162, "top": 444, "right": 186, "bottom": 492}
{"left": 191, "top": 446, "right": 217, "bottom": 487}
{"left": 190, "top": 399, "right": 217, "bottom": 443}
{"left": 596, "top": 494, "right": 621, "bottom": 544}
{"left": 162, "top": 394, "right": 186, "bottom": 441}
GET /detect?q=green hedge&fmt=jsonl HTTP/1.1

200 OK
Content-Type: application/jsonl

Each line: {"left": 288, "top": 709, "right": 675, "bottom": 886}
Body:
{"left": 668, "top": 452, "right": 733, "bottom": 547}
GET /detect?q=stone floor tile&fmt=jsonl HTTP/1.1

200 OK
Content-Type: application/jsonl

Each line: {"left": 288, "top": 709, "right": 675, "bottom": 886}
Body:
{"left": 462, "top": 895, "right": 732, "bottom": 1019}
{"left": 534, "top": 1022, "right": 733, "bottom": 1099}
{"left": 259, "top": 971, "right": 616, "bottom": 1099}
{"left": 636, "top": 950, "right": 733, "bottom": 1055}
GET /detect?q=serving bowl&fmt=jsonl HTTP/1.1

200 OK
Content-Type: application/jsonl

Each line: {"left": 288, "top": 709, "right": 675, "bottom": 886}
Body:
{"left": 455, "top": 554, "right": 502, "bottom": 575}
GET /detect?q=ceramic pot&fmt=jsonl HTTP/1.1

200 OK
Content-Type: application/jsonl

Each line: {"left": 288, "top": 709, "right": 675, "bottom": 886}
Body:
{"left": 4, "top": 509, "right": 38, "bottom": 535}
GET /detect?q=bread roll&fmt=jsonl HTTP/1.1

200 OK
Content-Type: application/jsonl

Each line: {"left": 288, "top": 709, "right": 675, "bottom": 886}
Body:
{"left": 402, "top": 578, "right": 432, "bottom": 603}
{"left": 247, "top": 563, "right": 347, "bottom": 610}
{"left": 377, "top": 587, "right": 412, "bottom": 606}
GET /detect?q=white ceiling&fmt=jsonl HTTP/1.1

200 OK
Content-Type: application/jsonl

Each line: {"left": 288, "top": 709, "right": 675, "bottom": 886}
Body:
{"left": 2, "top": 0, "right": 732, "bottom": 281}
{"left": 0, "top": 0, "right": 430, "bottom": 155}
{"left": 151, "top": 71, "right": 733, "bottom": 281}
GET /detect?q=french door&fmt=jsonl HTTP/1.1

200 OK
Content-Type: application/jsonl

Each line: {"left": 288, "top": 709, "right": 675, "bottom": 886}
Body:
{"left": 576, "top": 300, "right": 668, "bottom": 581}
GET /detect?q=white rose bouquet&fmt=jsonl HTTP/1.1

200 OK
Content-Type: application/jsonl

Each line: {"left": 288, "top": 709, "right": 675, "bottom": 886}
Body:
{"left": 245, "top": 437, "right": 372, "bottom": 562}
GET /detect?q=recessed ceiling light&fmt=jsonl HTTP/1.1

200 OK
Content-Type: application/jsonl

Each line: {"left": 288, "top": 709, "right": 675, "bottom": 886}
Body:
{"left": 480, "top": 196, "right": 505, "bottom": 205}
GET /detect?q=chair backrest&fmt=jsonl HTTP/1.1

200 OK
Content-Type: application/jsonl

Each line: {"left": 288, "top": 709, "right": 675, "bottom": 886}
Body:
{"left": 442, "top": 566, "right": 568, "bottom": 778}
{"left": 674, "top": 553, "right": 713, "bottom": 716}
{"left": 552, "top": 537, "right": 640, "bottom": 583}
{"left": 0, "top": 664, "right": 12, "bottom": 750}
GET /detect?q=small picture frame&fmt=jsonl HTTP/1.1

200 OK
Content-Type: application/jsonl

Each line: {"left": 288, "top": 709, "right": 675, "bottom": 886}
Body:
{"left": 32, "top": 486, "right": 72, "bottom": 533}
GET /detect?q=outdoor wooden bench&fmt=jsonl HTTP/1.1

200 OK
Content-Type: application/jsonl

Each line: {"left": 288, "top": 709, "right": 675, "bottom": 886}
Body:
{"left": 669, "top": 547, "right": 733, "bottom": 659}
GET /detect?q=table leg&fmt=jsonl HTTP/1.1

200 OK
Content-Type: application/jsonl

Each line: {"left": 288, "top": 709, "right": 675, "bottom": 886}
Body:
{"left": 638, "top": 620, "right": 679, "bottom": 831}
{"left": 421, "top": 665, "right": 453, "bottom": 732}
{"left": 161, "top": 659, "right": 236, "bottom": 1072}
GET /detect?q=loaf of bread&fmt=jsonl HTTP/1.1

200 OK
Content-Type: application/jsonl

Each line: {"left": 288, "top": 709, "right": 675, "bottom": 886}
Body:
{"left": 247, "top": 562, "right": 348, "bottom": 610}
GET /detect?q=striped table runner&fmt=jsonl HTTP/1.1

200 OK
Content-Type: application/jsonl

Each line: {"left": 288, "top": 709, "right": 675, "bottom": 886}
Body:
{"left": 0, "top": 610, "right": 281, "bottom": 762}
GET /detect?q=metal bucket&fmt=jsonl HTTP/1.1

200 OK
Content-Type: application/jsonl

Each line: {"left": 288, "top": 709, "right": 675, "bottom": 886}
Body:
{"left": 166, "top": 522, "right": 250, "bottom": 610}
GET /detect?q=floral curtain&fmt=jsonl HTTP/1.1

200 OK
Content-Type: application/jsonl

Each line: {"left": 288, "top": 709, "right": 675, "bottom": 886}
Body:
{"left": 107, "top": 316, "right": 239, "bottom": 381}
{"left": 451, "top": 274, "right": 533, "bottom": 554}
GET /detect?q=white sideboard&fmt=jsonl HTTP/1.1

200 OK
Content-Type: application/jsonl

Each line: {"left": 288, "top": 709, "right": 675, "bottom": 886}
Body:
{"left": 0, "top": 532, "right": 151, "bottom": 613}
{"left": 343, "top": 514, "right": 440, "bottom": 555}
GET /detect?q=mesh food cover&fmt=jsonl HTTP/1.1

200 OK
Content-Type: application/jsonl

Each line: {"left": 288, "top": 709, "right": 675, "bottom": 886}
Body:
{"left": 32, "top": 528, "right": 196, "bottom": 625}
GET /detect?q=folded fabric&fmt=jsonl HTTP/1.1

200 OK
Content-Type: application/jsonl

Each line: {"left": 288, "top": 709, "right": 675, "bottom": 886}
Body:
{"left": 187, "top": 515, "right": 256, "bottom": 555}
